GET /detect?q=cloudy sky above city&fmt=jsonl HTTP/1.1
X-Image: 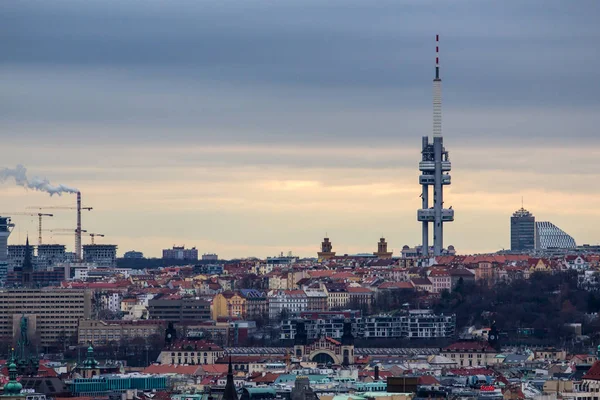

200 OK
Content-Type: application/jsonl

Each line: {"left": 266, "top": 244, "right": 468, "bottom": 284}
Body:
{"left": 1, "top": 0, "right": 599, "bottom": 258}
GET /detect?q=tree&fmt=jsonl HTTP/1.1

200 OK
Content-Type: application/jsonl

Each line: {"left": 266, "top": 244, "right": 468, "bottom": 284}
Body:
{"left": 279, "top": 308, "right": 290, "bottom": 322}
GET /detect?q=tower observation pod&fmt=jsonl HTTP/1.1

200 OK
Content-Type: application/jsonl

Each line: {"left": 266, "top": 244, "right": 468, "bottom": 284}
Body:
{"left": 417, "top": 34, "right": 454, "bottom": 257}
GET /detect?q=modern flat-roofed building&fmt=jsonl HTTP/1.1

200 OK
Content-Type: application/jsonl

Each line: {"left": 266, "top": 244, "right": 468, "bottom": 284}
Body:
{"left": 37, "top": 244, "right": 67, "bottom": 269}
{"left": 83, "top": 244, "right": 117, "bottom": 267}
{"left": 281, "top": 310, "right": 455, "bottom": 340}
{"left": 0, "top": 288, "right": 91, "bottom": 346}
{"left": 148, "top": 297, "right": 211, "bottom": 322}
{"left": 162, "top": 246, "right": 198, "bottom": 261}
{"left": 7, "top": 245, "right": 29, "bottom": 271}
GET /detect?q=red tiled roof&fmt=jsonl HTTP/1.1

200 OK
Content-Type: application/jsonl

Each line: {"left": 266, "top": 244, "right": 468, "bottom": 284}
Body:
{"left": 250, "top": 372, "right": 280, "bottom": 383}
{"left": 142, "top": 364, "right": 202, "bottom": 375}
{"left": 359, "top": 370, "right": 393, "bottom": 380}
{"left": 215, "top": 355, "right": 284, "bottom": 363}
{"left": 379, "top": 281, "right": 414, "bottom": 290}
{"left": 325, "top": 337, "right": 341, "bottom": 345}
{"left": 444, "top": 341, "right": 497, "bottom": 353}
{"left": 448, "top": 268, "right": 474, "bottom": 277}
{"left": 200, "top": 364, "right": 229, "bottom": 375}
{"left": 308, "top": 270, "right": 335, "bottom": 278}
{"left": 418, "top": 375, "right": 440, "bottom": 385}
{"left": 583, "top": 361, "right": 600, "bottom": 380}
{"left": 449, "top": 368, "right": 495, "bottom": 376}
{"left": 411, "top": 277, "right": 432, "bottom": 285}
{"left": 331, "top": 272, "right": 356, "bottom": 280}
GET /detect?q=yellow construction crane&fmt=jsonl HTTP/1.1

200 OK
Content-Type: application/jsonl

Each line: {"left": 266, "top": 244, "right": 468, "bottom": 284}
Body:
{"left": 88, "top": 233, "right": 105, "bottom": 245}
{"left": 0, "top": 212, "right": 54, "bottom": 246}
{"left": 27, "top": 193, "right": 92, "bottom": 261}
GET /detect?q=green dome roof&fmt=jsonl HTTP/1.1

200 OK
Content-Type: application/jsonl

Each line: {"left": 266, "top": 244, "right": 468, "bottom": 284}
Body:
{"left": 4, "top": 380, "right": 23, "bottom": 394}
{"left": 4, "top": 362, "right": 22, "bottom": 395}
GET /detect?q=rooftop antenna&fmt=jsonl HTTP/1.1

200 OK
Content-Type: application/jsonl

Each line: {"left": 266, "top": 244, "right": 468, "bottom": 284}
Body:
{"left": 521, "top": 196, "right": 524, "bottom": 209}
{"left": 433, "top": 34, "right": 442, "bottom": 138}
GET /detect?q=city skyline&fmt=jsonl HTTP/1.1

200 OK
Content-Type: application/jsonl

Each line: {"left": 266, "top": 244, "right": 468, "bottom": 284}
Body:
{"left": 1, "top": 1, "right": 599, "bottom": 258}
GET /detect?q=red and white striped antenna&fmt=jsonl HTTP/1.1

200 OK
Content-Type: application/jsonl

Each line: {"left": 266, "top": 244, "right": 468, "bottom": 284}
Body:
{"left": 435, "top": 34, "right": 440, "bottom": 80}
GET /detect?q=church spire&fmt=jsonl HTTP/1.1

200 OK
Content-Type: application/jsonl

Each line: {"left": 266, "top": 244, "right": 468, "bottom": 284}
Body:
{"left": 22, "top": 236, "right": 33, "bottom": 288}
{"left": 222, "top": 356, "right": 238, "bottom": 400}
{"left": 3, "top": 349, "right": 23, "bottom": 396}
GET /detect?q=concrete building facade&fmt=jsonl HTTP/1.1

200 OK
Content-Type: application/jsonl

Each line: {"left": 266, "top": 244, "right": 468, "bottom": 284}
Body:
{"left": 83, "top": 244, "right": 118, "bottom": 267}
{"left": 78, "top": 319, "right": 165, "bottom": 345}
{"left": 148, "top": 297, "right": 211, "bottom": 322}
{"left": 0, "top": 288, "right": 91, "bottom": 346}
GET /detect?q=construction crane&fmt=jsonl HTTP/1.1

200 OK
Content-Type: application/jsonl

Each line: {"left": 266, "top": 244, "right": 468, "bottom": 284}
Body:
{"left": 49, "top": 231, "right": 101, "bottom": 245}
{"left": 0, "top": 213, "right": 54, "bottom": 246}
{"left": 28, "top": 192, "right": 92, "bottom": 261}
{"left": 42, "top": 229, "right": 87, "bottom": 233}
{"left": 88, "top": 233, "right": 105, "bottom": 245}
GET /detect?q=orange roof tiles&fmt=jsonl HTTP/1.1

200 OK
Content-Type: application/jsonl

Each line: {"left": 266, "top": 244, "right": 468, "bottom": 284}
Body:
{"left": 583, "top": 361, "right": 600, "bottom": 380}
{"left": 142, "top": 364, "right": 202, "bottom": 375}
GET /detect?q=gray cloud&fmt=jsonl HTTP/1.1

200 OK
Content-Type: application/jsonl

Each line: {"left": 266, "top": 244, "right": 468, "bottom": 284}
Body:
{"left": 1, "top": 0, "right": 599, "bottom": 147}
{"left": 2, "top": 0, "right": 600, "bottom": 256}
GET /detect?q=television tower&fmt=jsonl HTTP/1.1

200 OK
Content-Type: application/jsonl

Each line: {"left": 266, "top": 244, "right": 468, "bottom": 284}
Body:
{"left": 417, "top": 35, "right": 454, "bottom": 256}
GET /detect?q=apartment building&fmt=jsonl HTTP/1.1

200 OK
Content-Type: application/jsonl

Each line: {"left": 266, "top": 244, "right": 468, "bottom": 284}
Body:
{"left": 212, "top": 291, "right": 246, "bottom": 320}
{"left": 324, "top": 283, "right": 348, "bottom": 310}
{"left": 428, "top": 268, "right": 452, "bottom": 293}
{"left": 239, "top": 289, "right": 268, "bottom": 319}
{"left": 363, "top": 310, "right": 455, "bottom": 339}
{"left": 78, "top": 319, "right": 165, "bottom": 345}
{"left": 281, "top": 311, "right": 361, "bottom": 340}
{"left": 0, "top": 288, "right": 91, "bottom": 347}
{"left": 148, "top": 297, "right": 211, "bottom": 322}
{"left": 282, "top": 310, "right": 455, "bottom": 341}
{"left": 304, "top": 289, "right": 328, "bottom": 311}
{"left": 268, "top": 290, "right": 308, "bottom": 320}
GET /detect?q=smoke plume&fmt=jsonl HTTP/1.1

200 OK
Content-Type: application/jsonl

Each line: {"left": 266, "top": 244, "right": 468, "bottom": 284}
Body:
{"left": 0, "top": 164, "right": 78, "bottom": 196}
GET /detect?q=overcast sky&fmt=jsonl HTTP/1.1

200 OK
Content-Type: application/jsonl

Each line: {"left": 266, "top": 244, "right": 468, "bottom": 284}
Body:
{"left": 1, "top": 0, "right": 599, "bottom": 258}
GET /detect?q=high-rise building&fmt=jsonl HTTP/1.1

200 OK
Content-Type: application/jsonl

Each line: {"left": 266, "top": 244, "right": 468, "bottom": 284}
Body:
{"left": 83, "top": 244, "right": 117, "bottom": 267}
{"left": 0, "top": 216, "right": 13, "bottom": 285}
{"left": 7, "top": 245, "right": 28, "bottom": 271}
{"left": 0, "top": 288, "right": 91, "bottom": 346}
{"left": 536, "top": 221, "right": 576, "bottom": 250}
{"left": 162, "top": 246, "right": 198, "bottom": 261}
{"left": 510, "top": 208, "right": 536, "bottom": 251}
{"left": 417, "top": 35, "right": 454, "bottom": 256}
{"left": 37, "top": 244, "right": 67, "bottom": 269}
